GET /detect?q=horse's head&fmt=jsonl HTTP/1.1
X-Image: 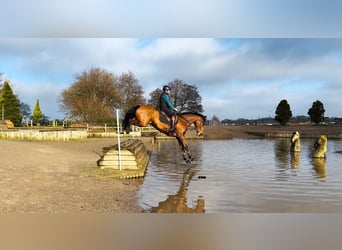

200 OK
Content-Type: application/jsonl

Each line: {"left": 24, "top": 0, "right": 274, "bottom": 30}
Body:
{"left": 179, "top": 112, "right": 206, "bottom": 136}
{"left": 193, "top": 115, "right": 206, "bottom": 136}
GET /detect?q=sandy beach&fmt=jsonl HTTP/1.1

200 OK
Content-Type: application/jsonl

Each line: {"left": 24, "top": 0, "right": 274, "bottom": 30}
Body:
{"left": 1, "top": 124, "right": 341, "bottom": 213}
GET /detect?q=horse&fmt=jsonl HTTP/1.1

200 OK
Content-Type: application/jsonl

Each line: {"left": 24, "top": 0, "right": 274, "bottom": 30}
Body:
{"left": 122, "top": 104, "right": 206, "bottom": 163}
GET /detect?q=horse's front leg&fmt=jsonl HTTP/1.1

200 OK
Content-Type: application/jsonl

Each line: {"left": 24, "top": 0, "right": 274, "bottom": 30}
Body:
{"left": 176, "top": 136, "right": 194, "bottom": 164}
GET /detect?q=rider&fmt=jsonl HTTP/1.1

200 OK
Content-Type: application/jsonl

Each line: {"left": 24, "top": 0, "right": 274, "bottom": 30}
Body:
{"left": 159, "top": 85, "right": 178, "bottom": 132}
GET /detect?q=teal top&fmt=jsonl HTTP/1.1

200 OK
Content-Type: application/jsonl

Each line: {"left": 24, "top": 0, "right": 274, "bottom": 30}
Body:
{"left": 161, "top": 92, "right": 175, "bottom": 110}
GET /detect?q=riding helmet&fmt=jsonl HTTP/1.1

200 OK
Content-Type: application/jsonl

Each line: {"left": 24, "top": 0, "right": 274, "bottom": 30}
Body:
{"left": 163, "top": 85, "right": 171, "bottom": 91}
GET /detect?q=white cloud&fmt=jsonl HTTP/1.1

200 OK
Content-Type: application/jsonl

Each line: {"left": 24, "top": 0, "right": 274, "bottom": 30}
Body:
{"left": 2, "top": 38, "right": 342, "bottom": 120}
{"left": 13, "top": 80, "right": 67, "bottom": 119}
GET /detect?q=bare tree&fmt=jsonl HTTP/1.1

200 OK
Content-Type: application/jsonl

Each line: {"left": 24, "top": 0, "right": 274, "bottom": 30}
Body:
{"left": 148, "top": 79, "right": 204, "bottom": 114}
{"left": 59, "top": 67, "right": 121, "bottom": 123}
{"left": 211, "top": 115, "right": 220, "bottom": 125}
{"left": 148, "top": 88, "right": 162, "bottom": 107}
{"left": 118, "top": 71, "right": 145, "bottom": 112}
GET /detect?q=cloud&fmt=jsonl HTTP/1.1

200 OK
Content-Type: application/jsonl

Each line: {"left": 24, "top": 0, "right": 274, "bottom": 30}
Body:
{"left": 1, "top": 38, "right": 342, "bottom": 120}
{"left": 12, "top": 80, "right": 68, "bottom": 119}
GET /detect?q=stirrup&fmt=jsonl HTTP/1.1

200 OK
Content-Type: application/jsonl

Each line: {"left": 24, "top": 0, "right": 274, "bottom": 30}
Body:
{"left": 169, "top": 122, "right": 175, "bottom": 132}
{"left": 169, "top": 127, "right": 175, "bottom": 133}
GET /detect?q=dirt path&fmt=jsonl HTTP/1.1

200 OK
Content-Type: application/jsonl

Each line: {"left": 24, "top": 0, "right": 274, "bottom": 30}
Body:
{"left": 0, "top": 138, "right": 144, "bottom": 213}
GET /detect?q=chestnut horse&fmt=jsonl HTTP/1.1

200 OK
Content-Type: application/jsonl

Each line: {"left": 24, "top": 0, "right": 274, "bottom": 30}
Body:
{"left": 122, "top": 105, "right": 206, "bottom": 163}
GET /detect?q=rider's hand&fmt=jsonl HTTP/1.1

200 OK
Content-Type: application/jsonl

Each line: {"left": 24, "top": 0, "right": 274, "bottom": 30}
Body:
{"left": 174, "top": 108, "right": 178, "bottom": 112}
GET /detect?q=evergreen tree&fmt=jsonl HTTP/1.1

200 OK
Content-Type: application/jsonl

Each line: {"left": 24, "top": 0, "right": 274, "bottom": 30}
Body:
{"left": 33, "top": 99, "right": 43, "bottom": 125}
{"left": 0, "top": 81, "right": 22, "bottom": 126}
{"left": 308, "top": 100, "right": 325, "bottom": 124}
{"left": 275, "top": 99, "right": 292, "bottom": 125}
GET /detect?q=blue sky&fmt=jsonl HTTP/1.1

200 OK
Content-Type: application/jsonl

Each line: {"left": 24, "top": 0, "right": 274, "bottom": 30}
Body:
{"left": 1, "top": 1, "right": 342, "bottom": 120}
{"left": 1, "top": 38, "right": 342, "bottom": 120}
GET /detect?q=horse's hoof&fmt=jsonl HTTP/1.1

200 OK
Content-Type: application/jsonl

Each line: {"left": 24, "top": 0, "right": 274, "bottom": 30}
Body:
{"left": 185, "top": 159, "right": 192, "bottom": 164}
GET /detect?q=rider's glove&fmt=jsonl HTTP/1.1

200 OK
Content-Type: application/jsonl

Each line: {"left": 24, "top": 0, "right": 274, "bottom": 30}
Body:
{"left": 174, "top": 108, "right": 178, "bottom": 112}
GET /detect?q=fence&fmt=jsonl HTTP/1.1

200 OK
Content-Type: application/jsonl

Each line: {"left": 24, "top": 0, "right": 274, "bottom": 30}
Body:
{"left": 0, "top": 125, "right": 160, "bottom": 141}
{"left": 0, "top": 129, "right": 88, "bottom": 141}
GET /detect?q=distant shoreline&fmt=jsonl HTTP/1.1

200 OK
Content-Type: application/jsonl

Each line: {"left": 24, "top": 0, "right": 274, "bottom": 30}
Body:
{"left": 203, "top": 124, "right": 342, "bottom": 140}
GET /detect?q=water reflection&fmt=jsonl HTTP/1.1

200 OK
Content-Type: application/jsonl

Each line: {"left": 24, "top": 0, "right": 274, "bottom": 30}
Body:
{"left": 312, "top": 158, "right": 327, "bottom": 180}
{"left": 290, "top": 152, "right": 300, "bottom": 170}
{"left": 274, "top": 140, "right": 291, "bottom": 180}
{"left": 139, "top": 139, "right": 342, "bottom": 212}
{"left": 151, "top": 167, "right": 205, "bottom": 213}
{"left": 274, "top": 139, "right": 289, "bottom": 169}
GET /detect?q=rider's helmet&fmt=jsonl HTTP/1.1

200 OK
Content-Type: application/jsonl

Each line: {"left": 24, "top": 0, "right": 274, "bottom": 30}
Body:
{"left": 163, "top": 85, "right": 171, "bottom": 92}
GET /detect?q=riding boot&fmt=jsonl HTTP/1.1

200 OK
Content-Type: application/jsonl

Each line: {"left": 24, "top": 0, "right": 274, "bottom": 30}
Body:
{"left": 169, "top": 120, "right": 175, "bottom": 132}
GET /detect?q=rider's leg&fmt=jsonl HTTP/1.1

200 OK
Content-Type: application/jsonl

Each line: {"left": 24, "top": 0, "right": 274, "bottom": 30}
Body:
{"left": 169, "top": 115, "right": 175, "bottom": 132}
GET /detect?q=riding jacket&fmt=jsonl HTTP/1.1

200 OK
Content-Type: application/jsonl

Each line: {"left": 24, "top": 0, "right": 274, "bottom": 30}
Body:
{"left": 159, "top": 92, "right": 176, "bottom": 117}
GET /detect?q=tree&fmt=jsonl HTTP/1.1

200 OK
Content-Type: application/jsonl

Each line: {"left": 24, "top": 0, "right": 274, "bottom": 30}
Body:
{"left": 0, "top": 81, "right": 22, "bottom": 126}
{"left": 148, "top": 79, "right": 204, "bottom": 114}
{"left": 308, "top": 100, "right": 325, "bottom": 124}
{"left": 33, "top": 99, "right": 43, "bottom": 125}
{"left": 20, "top": 101, "right": 32, "bottom": 121}
{"left": 41, "top": 114, "right": 50, "bottom": 126}
{"left": 118, "top": 71, "right": 145, "bottom": 112}
{"left": 59, "top": 67, "right": 121, "bottom": 123}
{"left": 148, "top": 88, "right": 162, "bottom": 107}
{"left": 177, "top": 83, "right": 204, "bottom": 113}
{"left": 211, "top": 115, "right": 220, "bottom": 125}
{"left": 275, "top": 99, "right": 292, "bottom": 125}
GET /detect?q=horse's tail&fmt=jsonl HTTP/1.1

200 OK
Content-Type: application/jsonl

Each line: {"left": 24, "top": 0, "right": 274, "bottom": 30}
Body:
{"left": 122, "top": 105, "right": 140, "bottom": 134}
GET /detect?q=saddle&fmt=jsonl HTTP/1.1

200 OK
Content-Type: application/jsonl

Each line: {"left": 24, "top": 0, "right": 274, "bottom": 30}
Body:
{"left": 159, "top": 111, "right": 178, "bottom": 125}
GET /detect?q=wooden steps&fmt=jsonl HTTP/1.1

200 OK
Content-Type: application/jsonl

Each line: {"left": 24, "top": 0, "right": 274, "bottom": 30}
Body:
{"left": 97, "top": 139, "right": 150, "bottom": 178}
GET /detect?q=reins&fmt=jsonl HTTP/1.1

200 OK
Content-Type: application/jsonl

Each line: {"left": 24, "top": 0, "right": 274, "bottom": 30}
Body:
{"left": 177, "top": 113, "right": 191, "bottom": 126}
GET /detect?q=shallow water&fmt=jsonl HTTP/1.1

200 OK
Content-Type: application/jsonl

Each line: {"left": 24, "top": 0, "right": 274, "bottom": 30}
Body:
{"left": 138, "top": 138, "right": 342, "bottom": 213}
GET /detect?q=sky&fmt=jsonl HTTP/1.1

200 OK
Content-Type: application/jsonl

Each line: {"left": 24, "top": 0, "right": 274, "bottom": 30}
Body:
{"left": 1, "top": 0, "right": 342, "bottom": 121}
{"left": 1, "top": 38, "right": 342, "bottom": 121}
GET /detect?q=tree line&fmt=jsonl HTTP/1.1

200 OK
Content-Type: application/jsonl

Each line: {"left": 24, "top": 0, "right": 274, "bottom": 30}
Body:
{"left": 275, "top": 99, "right": 326, "bottom": 125}
{"left": 0, "top": 80, "right": 44, "bottom": 126}
{"left": 59, "top": 67, "right": 203, "bottom": 123}
{"left": 0, "top": 67, "right": 332, "bottom": 127}
{"left": 0, "top": 67, "right": 204, "bottom": 126}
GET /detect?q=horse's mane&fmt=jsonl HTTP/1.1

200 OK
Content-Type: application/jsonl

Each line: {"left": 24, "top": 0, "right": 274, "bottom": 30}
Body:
{"left": 180, "top": 112, "right": 206, "bottom": 121}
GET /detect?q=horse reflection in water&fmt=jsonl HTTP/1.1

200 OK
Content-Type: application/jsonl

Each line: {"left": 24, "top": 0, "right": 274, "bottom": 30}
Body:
{"left": 123, "top": 105, "right": 206, "bottom": 163}
{"left": 151, "top": 167, "right": 205, "bottom": 213}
